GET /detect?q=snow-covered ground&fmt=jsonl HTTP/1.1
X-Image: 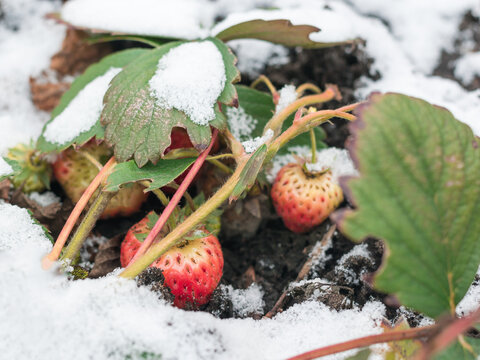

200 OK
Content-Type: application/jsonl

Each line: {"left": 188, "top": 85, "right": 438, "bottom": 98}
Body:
{"left": 1, "top": 0, "right": 480, "bottom": 359}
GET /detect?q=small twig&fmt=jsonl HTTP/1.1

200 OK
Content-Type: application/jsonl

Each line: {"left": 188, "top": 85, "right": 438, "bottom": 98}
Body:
{"left": 264, "top": 225, "right": 337, "bottom": 318}
{"left": 251, "top": 75, "right": 278, "bottom": 100}
{"left": 287, "top": 325, "right": 436, "bottom": 360}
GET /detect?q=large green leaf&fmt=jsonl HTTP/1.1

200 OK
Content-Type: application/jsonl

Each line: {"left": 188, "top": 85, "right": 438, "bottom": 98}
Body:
{"left": 230, "top": 85, "right": 325, "bottom": 153}
{"left": 37, "top": 49, "right": 148, "bottom": 153}
{"left": 435, "top": 336, "right": 480, "bottom": 360}
{"left": 215, "top": 19, "right": 357, "bottom": 48}
{"left": 101, "top": 38, "right": 240, "bottom": 167}
{"left": 104, "top": 157, "right": 196, "bottom": 192}
{"left": 334, "top": 93, "right": 480, "bottom": 318}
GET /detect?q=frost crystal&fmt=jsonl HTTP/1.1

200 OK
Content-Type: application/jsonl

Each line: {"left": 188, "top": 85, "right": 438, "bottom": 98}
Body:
{"left": 44, "top": 67, "right": 122, "bottom": 145}
{"left": 149, "top": 41, "right": 226, "bottom": 126}
{"left": 275, "top": 85, "right": 297, "bottom": 115}
{"left": 227, "top": 106, "right": 257, "bottom": 140}
{"left": 0, "top": 157, "right": 13, "bottom": 177}
{"left": 29, "top": 191, "right": 61, "bottom": 207}
{"left": 242, "top": 129, "right": 274, "bottom": 153}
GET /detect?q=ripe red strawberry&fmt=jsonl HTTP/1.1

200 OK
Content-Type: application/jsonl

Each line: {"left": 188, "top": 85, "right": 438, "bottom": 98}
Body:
{"left": 271, "top": 163, "right": 343, "bottom": 233}
{"left": 53, "top": 141, "right": 147, "bottom": 219}
{"left": 121, "top": 211, "right": 224, "bottom": 308}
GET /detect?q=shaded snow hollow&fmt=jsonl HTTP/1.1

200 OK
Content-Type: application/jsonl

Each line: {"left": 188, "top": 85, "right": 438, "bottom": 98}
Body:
{"left": 44, "top": 67, "right": 122, "bottom": 144}
{"left": 149, "top": 41, "right": 227, "bottom": 126}
{"left": 0, "top": 202, "right": 387, "bottom": 360}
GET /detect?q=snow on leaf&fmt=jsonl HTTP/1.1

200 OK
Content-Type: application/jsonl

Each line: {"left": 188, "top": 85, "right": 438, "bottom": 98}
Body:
{"left": 37, "top": 49, "right": 149, "bottom": 153}
{"left": 101, "top": 38, "right": 239, "bottom": 167}
{"left": 334, "top": 93, "right": 480, "bottom": 319}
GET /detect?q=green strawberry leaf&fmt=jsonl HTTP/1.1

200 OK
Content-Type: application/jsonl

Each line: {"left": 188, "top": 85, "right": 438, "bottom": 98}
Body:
{"left": 37, "top": 48, "right": 148, "bottom": 153}
{"left": 104, "top": 157, "right": 196, "bottom": 192}
{"left": 334, "top": 93, "right": 480, "bottom": 318}
{"left": 86, "top": 34, "right": 169, "bottom": 48}
{"left": 229, "top": 85, "right": 325, "bottom": 153}
{"left": 230, "top": 144, "right": 268, "bottom": 201}
{"left": 215, "top": 19, "right": 358, "bottom": 48}
{"left": 344, "top": 349, "right": 372, "bottom": 360}
{"left": 101, "top": 38, "right": 240, "bottom": 167}
{"left": 434, "top": 336, "right": 480, "bottom": 360}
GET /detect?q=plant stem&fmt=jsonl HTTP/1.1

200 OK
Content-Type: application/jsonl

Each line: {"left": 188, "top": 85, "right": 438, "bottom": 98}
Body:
{"left": 120, "top": 163, "right": 242, "bottom": 278}
{"left": 287, "top": 326, "right": 435, "bottom": 360}
{"left": 265, "top": 110, "right": 357, "bottom": 163}
{"left": 140, "top": 181, "right": 170, "bottom": 207}
{"left": 126, "top": 129, "right": 219, "bottom": 266}
{"left": 251, "top": 75, "right": 278, "bottom": 99}
{"left": 309, "top": 128, "right": 317, "bottom": 164}
{"left": 296, "top": 83, "right": 322, "bottom": 96}
{"left": 208, "top": 158, "right": 233, "bottom": 174}
{"left": 164, "top": 182, "right": 196, "bottom": 211}
{"left": 60, "top": 189, "right": 115, "bottom": 264}
{"left": 42, "top": 157, "right": 116, "bottom": 270}
{"left": 264, "top": 86, "right": 340, "bottom": 136}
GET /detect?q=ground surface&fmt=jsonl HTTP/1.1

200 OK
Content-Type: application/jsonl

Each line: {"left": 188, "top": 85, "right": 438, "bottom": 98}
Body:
{"left": 1, "top": 0, "right": 480, "bottom": 359}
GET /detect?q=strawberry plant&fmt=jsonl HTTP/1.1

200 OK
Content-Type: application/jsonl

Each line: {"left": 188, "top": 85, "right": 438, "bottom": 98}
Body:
{"left": 2, "top": 2, "right": 480, "bottom": 359}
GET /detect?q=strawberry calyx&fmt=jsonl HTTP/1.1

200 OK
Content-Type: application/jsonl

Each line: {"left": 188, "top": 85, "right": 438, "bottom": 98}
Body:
{"left": 6, "top": 141, "right": 52, "bottom": 193}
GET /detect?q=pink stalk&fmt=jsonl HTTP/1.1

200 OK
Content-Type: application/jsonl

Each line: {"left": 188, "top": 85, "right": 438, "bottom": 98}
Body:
{"left": 42, "top": 157, "right": 116, "bottom": 269}
{"left": 126, "top": 129, "right": 219, "bottom": 266}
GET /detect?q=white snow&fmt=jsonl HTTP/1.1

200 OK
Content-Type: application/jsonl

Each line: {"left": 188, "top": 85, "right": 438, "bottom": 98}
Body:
{"left": 267, "top": 147, "right": 357, "bottom": 183}
{"left": 228, "top": 39, "right": 289, "bottom": 78}
{"left": 149, "top": 41, "right": 227, "bottom": 126}
{"left": 455, "top": 51, "right": 480, "bottom": 85}
{"left": 214, "top": 0, "right": 480, "bottom": 137}
{"left": 43, "top": 67, "right": 122, "bottom": 144}
{"left": 217, "top": 283, "right": 265, "bottom": 317}
{"left": 61, "top": 0, "right": 214, "bottom": 40}
{"left": 0, "top": 202, "right": 51, "bottom": 251}
{"left": 335, "top": 243, "right": 372, "bottom": 286}
{"left": 0, "top": 0, "right": 64, "bottom": 155}
{"left": 227, "top": 105, "right": 258, "bottom": 141}
{"left": 457, "top": 266, "right": 480, "bottom": 317}
{"left": 242, "top": 128, "right": 274, "bottom": 153}
{"left": 28, "top": 191, "right": 61, "bottom": 207}
{"left": 275, "top": 84, "right": 297, "bottom": 115}
{"left": 0, "top": 158, "right": 14, "bottom": 177}
{"left": 0, "top": 202, "right": 385, "bottom": 360}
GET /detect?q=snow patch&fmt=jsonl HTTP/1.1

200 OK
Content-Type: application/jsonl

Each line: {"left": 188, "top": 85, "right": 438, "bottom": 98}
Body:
{"left": 43, "top": 67, "right": 121, "bottom": 145}
{"left": 228, "top": 39, "right": 289, "bottom": 78}
{"left": 218, "top": 283, "right": 265, "bottom": 317}
{"left": 227, "top": 106, "right": 258, "bottom": 141}
{"left": 242, "top": 129, "right": 274, "bottom": 153}
{"left": 0, "top": 199, "right": 385, "bottom": 359}
{"left": 29, "top": 191, "right": 61, "bottom": 207}
{"left": 455, "top": 51, "right": 480, "bottom": 85}
{"left": 61, "top": 0, "right": 214, "bottom": 40}
{"left": 275, "top": 84, "right": 297, "bottom": 115}
{"left": 0, "top": 202, "right": 51, "bottom": 252}
{"left": 0, "top": 158, "right": 13, "bottom": 177}
{"left": 267, "top": 147, "right": 357, "bottom": 183}
{"left": 149, "top": 41, "right": 226, "bottom": 126}
{"left": 457, "top": 266, "right": 480, "bottom": 316}
{"left": 0, "top": 0, "right": 64, "bottom": 155}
